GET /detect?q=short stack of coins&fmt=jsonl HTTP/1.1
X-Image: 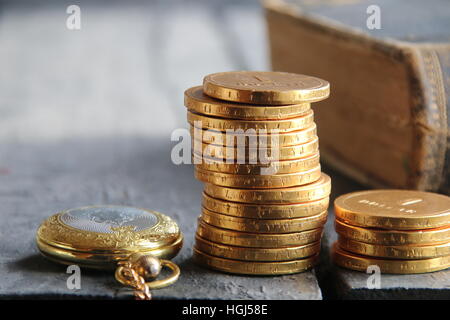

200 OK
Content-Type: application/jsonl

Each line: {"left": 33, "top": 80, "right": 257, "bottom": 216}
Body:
{"left": 332, "top": 190, "right": 450, "bottom": 274}
{"left": 184, "top": 71, "right": 332, "bottom": 275}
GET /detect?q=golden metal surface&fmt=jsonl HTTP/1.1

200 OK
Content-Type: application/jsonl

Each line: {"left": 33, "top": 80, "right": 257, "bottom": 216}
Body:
{"left": 200, "top": 207, "right": 327, "bottom": 233}
{"left": 187, "top": 110, "right": 314, "bottom": 133}
{"left": 335, "top": 219, "right": 450, "bottom": 245}
{"left": 193, "top": 248, "right": 319, "bottom": 275}
{"left": 115, "top": 253, "right": 180, "bottom": 300}
{"left": 187, "top": 71, "right": 331, "bottom": 276}
{"left": 36, "top": 206, "right": 183, "bottom": 300}
{"left": 194, "top": 165, "right": 321, "bottom": 188}
{"left": 332, "top": 243, "right": 450, "bottom": 274}
{"left": 37, "top": 206, "right": 181, "bottom": 254}
{"left": 36, "top": 234, "right": 183, "bottom": 269}
{"left": 338, "top": 236, "right": 450, "bottom": 260}
{"left": 335, "top": 190, "right": 450, "bottom": 230}
{"left": 193, "top": 152, "right": 320, "bottom": 175}
{"left": 203, "top": 173, "right": 331, "bottom": 204}
{"left": 202, "top": 193, "right": 329, "bottom": 219}
{"left": 197, "top": 220, "right": 323, "bottom": 248}
{"left": 192, "top": 137, "right": 319, "bottom": 161}
{"left": 203, "top": 71, "right": 330, "bottom": 105}
{"left": 184, "top": 86, "right": 311, "bottom": 119}
{"left": 194, "top": 235, "right": 320, "bottom": 261}
{"left": 190, "top": 123, "right": 317, "bottom": 147}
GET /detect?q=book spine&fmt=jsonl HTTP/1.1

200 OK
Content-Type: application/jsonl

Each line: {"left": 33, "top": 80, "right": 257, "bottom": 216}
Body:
{"left": 264, "top": 0, "right": 450, "bottom": 194}
{"left": 434, "top": 47, "right": 450, "bottom": 194}
{"left": 408, "top": 45, "right": 450, "bottom": 193}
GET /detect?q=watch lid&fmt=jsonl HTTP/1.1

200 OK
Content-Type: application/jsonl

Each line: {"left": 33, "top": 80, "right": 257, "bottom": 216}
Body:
{"left": 36, "top": 206, "right": 183, "bottom": 268}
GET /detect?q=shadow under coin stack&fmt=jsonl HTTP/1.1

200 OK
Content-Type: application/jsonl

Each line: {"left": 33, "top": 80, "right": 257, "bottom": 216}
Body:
{"left": 184, "top": 71, "right": 332, "bottom": 275}
{"left": 332, "top": 190, "right": 450, "bottom": 274}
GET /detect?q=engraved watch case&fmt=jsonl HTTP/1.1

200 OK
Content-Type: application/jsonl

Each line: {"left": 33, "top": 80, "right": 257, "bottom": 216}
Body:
{"left": 36, "top": 206, "right": 183, "bottom": 269}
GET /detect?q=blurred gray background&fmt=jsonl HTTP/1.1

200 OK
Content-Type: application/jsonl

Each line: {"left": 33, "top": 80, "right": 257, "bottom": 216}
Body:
{"left": 0, "top": 0, "right": 267, "bottom": 142}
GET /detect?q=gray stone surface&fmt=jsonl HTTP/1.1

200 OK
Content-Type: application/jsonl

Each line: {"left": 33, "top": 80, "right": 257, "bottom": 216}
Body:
{"left": 0, "top": 0, "right": 321, "bottom": 299}
{"left": 0, "top": 138, "right": 321, "bottom": 299}
{"left": 317, "top": 167, "right": 450, "bottom": 300}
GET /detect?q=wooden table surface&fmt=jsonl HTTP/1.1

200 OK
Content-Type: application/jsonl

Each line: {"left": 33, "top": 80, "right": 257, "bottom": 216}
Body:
{"left": 0, "top": 0, "right": 448, "bottom": 300}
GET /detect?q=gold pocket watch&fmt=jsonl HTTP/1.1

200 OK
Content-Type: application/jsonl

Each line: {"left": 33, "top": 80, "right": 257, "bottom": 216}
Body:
{"left": 36, "top": 205, "right": 183, "bottom": 300}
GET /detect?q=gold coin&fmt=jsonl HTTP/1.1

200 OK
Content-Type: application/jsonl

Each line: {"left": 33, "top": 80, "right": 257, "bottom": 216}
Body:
{"left": 193, "top": 247, "right": 319, "bottom": 275}
{"left": 196, "top": 220, "right": 323, "bottom": 248}
{"left": 201, "top": 207, "right": 327, "bottom": 233}
{"left": 203, "top": 173, "right": 331, "bottom": 204}
{"left": 193, "top": 152, "right": 320, "bottom": 175}
{"left": 203, "top": 71, "right": 330, "bottom": 105}
{"left": 184, "top": 86, "right": 311, "bottom": 120}
{"left": 338, "top": 236, "right": 450, "bottom": 260}
{"left": 332, "top": 243, "right": 450, "bottom": 274}
{"left": 335, "top": 190, "right": 450, "bottom": 230}
{"left": 190, "top": 123, "right": 317, "bottom": 147}
{"left": 192, "top": 137, "right": 319, "bottom": 161}
{"left": 194, "top": 235, "right": 320, "bottom": 262}
{"left": 335, "top": 219, "right": 450, "bottom": 245}
{"left": 202, "top": 193, "right": 329, "bottom": 219}
{"left": 187, "top": 110, "right": 314, "bottom": 133}
{"left": 194, "top": 165, "right": 321, "bottom": 188}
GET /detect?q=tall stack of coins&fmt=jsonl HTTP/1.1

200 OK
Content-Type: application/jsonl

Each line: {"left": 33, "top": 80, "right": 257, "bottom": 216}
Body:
{"left": 184, "top": 71, "right": 332, "bottom": 275}
{"left": 332, "top": 190, "right": 450, "bottom": 274}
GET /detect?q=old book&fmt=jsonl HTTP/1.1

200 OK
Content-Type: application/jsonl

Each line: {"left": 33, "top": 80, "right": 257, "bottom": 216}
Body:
{"left": 264, "top": 0, "right": 450, "bottom": 194}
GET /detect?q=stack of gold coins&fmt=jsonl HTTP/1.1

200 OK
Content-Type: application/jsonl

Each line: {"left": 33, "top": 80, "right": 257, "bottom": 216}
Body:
{"left": 332, "top": 190, "right": 450, "bottom": 274}
{"left": 184, "top": 71, "right": 332, "bottom": 275}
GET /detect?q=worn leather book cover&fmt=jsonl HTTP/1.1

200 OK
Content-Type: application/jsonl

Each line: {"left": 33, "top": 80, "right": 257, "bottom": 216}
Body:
{"left": 264, "top": 0, "right": 450, "bottom": 194}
